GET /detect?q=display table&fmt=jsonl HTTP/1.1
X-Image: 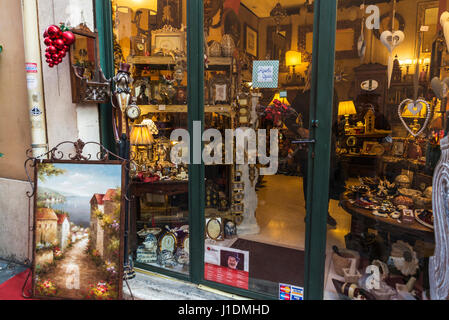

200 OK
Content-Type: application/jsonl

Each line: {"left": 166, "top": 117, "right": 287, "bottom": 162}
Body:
{"left": 340, "top": 192, "right": 434, "bottom": 244}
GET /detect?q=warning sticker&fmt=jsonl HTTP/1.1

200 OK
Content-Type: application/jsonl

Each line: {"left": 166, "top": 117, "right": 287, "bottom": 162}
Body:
{"left": 26, "top": 63, "right": 38, "bottom": 73}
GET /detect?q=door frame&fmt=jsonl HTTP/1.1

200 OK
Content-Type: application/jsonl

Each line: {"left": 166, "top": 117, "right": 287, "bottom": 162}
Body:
{"left": 95, "top": 0, "right": 338, "bottom": 300}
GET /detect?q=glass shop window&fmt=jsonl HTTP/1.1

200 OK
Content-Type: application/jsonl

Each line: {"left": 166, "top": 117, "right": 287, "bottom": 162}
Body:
{"left": 111, "top": 0, "right": 190, "bottom": 275}
{"left": 325, "top": 0, "right": 440, "bottom": 300}
{"left": 202, "top": 0, "right": 312, "bottom": 299}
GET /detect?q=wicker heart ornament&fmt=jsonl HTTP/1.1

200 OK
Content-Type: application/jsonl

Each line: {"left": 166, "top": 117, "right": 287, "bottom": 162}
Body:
{"left": 398, "top": 98, "right": 431, "bottom": 137}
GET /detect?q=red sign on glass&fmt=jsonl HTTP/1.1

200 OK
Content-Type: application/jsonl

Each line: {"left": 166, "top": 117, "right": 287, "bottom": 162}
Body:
{"left": 204, "top": 263, "right": 249, "bottom": 290}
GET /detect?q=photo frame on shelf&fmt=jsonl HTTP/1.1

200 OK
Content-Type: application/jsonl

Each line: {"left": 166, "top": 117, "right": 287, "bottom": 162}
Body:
{"left": 151, "top": 25, "right": 186, "bottom": 55}
{"left": 206, "top": 217, "right": 223, "bottom": 241}
{"left": 244, "top": 23, "right": 258, "bottom": 57}
{"left": 391, "top": 140, "right": 405, "bottom": 157}
{"left": 32, "top": 157, "right": 125, "bottom": 300}
{"left": 210, "top": 73, "right": 231, "bottom": 105}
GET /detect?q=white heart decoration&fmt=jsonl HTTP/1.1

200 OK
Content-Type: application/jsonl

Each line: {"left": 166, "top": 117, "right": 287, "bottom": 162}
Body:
{"left": 380, "top": 30, "right": 405, "bottom": 53}
{"left": 431, "top": 77, "right": 449, "bottom": 100}
{"left": 440, "top": 11, "right": 449, "bottom": 52}
{"left": 398, "top": 98, "right": 431, "bottom": 137}
{"left": 406, "top": 101, "right": 423, "bottom": 116}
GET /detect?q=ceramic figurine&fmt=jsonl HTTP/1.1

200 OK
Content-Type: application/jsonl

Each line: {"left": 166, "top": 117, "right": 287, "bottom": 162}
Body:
{"left": 113, "top": 63, "right": 133, "bottom": 113}
{"left": 224, "top": 220, "right": 237, "bottom": 238}
{"left": 388, "top": 240, "right": 419, "bottom": 276}
{"left": 332, "top": 279, "right": 375, "bottom": 300}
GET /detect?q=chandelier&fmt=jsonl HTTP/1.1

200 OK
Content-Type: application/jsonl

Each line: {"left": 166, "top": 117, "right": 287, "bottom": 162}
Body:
{"left": 270, "top": 2, "right": 287, "bottom": 34}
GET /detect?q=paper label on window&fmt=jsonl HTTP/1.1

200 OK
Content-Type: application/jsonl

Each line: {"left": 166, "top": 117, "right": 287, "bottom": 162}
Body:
{"left": 252, "top": 60, "right": 279, "bottom": 88}
{"left": 26, "top": 75, "right": 38, "bottom": 89}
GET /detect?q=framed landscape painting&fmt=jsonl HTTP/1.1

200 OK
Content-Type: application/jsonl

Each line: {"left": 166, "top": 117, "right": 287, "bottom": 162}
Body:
{"left": 32, "top": 160, "right": 125, "bottom": 300}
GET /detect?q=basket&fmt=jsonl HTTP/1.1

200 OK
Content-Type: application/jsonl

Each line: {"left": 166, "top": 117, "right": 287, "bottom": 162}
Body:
{"left": 332, "top": 249, "right": 360, "bottom": 277}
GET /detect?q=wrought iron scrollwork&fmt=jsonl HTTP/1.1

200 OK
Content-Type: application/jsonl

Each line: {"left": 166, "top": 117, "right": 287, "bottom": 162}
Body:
{"left": 24, "top": 139, "right": 129, "bottom": 200}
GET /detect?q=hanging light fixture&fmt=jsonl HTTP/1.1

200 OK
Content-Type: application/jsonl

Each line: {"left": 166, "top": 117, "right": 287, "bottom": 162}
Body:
{"left": 270, "top": 2, "right": 287, "bottom": 35}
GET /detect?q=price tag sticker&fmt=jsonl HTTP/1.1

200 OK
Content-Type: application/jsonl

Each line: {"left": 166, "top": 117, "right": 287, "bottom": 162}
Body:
{"left": 158, "top": 105, "right": 166, "bottom": 111}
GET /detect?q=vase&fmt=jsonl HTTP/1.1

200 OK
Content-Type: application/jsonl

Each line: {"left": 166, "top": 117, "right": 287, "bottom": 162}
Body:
{"left": 221, "top": 34, "right": 235, "bottom": 57}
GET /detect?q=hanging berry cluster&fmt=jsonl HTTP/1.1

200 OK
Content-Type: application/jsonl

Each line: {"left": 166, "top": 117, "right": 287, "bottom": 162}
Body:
{"left": 263, "top": 99, "right": 291, "bottom": 126}
{"left": 43, "top": 23, "right": 75, "bottom": 68}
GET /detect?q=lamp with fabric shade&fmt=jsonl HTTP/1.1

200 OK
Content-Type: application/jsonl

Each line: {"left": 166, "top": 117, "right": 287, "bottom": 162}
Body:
{"left": 338, "top": 100, "right": 356, "bottom": 130}
{"left": 285, "top": 51, "right": 302, "bottom": 84}
{"left": 269, "top": 92, "right": 290, "bottom": 105}
{"left": 130, "top": 124, "right": 154, "bottom": 145}
{"left": 286, "top": 50, "right": 301, "bottom": 67}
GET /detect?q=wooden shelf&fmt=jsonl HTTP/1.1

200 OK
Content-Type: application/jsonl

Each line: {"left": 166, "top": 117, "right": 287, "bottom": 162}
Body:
{"left": 140, "top": 104, "right": 234, "bottom": 115}
{"left": 128, "top": 56, "right": 232, "bottom": 68}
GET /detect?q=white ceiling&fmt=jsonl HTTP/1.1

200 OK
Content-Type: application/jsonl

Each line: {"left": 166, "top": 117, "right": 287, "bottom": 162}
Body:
{"left": 241, "top": 0, "right": 306, "bottom": 18}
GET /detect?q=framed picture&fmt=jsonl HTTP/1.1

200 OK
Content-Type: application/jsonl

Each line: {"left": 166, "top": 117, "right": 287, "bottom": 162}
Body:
{"left": 361, "top": 141, "right": 384, "bottom": 156}
{"left": 151, "top": 26, "right": 185, "bottom": 55}
{"left": 266, "top": 25, "right": 291, "bottom": 71}
{"left": 298, "top": 20, "right": 361, "bottom": 60}
{"left": 32, "top": 160, "right": 125, "bottom": 300}
{"left": 156, "top": 0, "right": 183, "bottom": 29}
{"left": 391, "top": 140, "right": 405, "bottom": 157}
{"left": 206, "top": 217, "right": 223, "bottom": 241}
{"left": 210, "top": 74, "right": 231, "bottom": 105}
{"left": 244, "top": 24, "right": 258, "bottom": 57}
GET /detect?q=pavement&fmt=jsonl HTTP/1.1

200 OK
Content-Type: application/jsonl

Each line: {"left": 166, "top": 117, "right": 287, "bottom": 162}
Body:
{"left": 0, "top": 259, "right": 28, "bottom": 285}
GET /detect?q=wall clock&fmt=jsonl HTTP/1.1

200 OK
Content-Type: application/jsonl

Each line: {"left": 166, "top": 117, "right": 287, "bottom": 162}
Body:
{"left": 126, "top": 101, "right": 141, "bottom": 120}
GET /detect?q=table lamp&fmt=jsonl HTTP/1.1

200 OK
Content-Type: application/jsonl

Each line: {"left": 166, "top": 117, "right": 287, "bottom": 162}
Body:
{"left": 130, "top": 124, "right": 154, "bottom": 170}
{"left": 338, "top": 100, "right": 356, "bottom": 130}
{"left": 285, "top": 50, "right": 302, "bottom": 84}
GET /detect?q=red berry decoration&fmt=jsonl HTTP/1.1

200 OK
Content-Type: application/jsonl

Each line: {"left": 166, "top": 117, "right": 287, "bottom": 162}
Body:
{"left": 44, "top": 37, "right": 52, "bottom": 46}
{"left": 62, "top": 31, "right": 75, "bottom": 45}
{"left": 53, "top": 38, "right": 65, "bottom": 50}
{"left": 48, "top": 46, "right": 57, "bottom": 54}
{"left": 46, "top": 25, "right": 60, "bottom": 39}
{"left": 43, "top": 23, "right": 75, "bottom": 68}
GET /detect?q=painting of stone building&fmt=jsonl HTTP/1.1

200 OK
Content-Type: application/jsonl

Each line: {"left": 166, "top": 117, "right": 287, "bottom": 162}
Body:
{"left": 36, "top": 208, "right": 59, "bottom": 246}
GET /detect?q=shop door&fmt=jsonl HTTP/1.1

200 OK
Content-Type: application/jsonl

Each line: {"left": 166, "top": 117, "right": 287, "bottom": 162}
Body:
{"left": 198, "top": 0, "right": 337, "bottom": 300}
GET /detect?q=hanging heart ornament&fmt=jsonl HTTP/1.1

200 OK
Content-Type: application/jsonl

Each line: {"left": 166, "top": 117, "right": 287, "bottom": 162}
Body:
{"left": 397, "top": 98, "right": 431, "bottom": 137}
{"left": 380, "top": 30, "right": 405, "bottom": 53}
{"left": 430, "top": 77, "right": 449, "bottom": 100}
{"left": 440, "top": 11, "right": 449, "bottom": 52}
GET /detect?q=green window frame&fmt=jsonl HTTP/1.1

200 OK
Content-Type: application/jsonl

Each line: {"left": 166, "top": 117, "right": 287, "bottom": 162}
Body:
{"left": 95, "top": 0, "right": 337, "bottom": 300}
